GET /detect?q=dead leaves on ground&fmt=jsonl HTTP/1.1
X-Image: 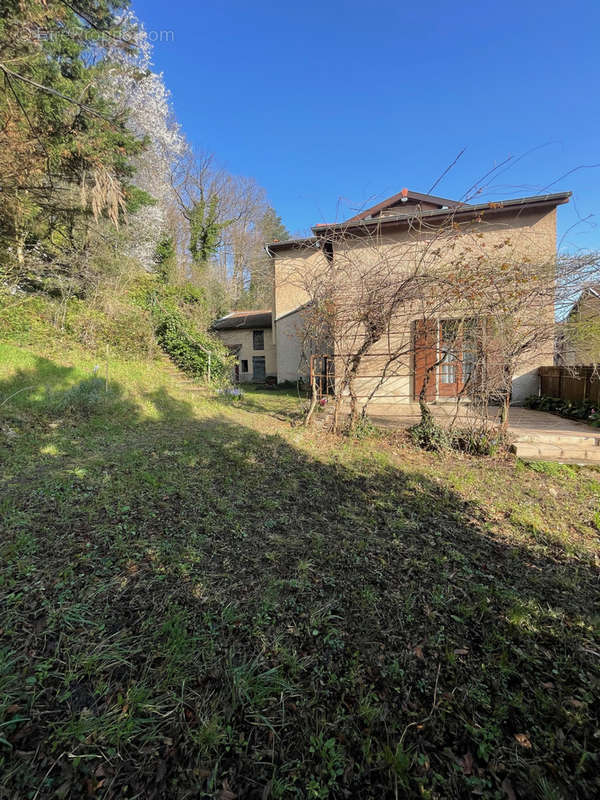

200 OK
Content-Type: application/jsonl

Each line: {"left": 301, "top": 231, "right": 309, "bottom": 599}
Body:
{"left": 514, "top": 732, "right": 532, "bottom": 749}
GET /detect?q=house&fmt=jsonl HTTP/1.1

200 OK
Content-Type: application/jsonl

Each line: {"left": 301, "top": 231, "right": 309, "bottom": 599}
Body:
{"left": 267, "top": 188, "right": 571, "bottom": 407}
{"left": 211, "top": 310, "right": 276, "bottom": 382}
{"left": 559, "top": 286, "right": 600, "bottom": 366}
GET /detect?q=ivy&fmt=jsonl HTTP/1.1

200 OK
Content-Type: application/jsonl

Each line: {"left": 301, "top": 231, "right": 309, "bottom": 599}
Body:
{"left": 153, "top": 236, "right": 177, "bottom": 284}
{"left": 154, "top": 310, "right": 232, "bottom": 381}
{"left": 188, "top": 195, "right": 232, "bottom": 267}
{"left": 138, "top": 281, "right": 232, "bottom": 382}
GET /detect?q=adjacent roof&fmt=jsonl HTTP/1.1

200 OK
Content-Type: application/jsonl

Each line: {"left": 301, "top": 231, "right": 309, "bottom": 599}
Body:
{"left": 211, "top": 310, "right": 272, "bottom": 331}
{"left": 266, "top": 236, "right": 317, "bottom": 254}
{"left": 266, "top": 190, "right": 572, "bottom": 251}
{"left": 567, "top": 285, "right": 600, "bottom": 318}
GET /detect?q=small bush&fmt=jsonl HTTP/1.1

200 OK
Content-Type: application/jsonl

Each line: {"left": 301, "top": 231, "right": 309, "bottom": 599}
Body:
{"left": 451, "top": 426, "right": 511, "bottom": 456}
{"left": 0, "top": 288, "right": 157, "bottom": 358}
{"left": 409, "top": 412, "right": 510, "bottom": 456}
{"left": 135, "top": 281, "right": 232, "bottom": 384}
{"left": 408, "top": 413, "right": 452, "bottom": 452}
{"left": 52, "top": 377, "right": 117, "bottom": 417}
{"left": 525, "top": 460, "right": 576, "bottom": 479}
{"left": 346, "top": 415, "right": 380, "bottom": 440}
{"left": 0, "top": 293, "right": 56, "bottom": 343}
{"left": 65, "top": 300, "right": 157, "bottom": 358}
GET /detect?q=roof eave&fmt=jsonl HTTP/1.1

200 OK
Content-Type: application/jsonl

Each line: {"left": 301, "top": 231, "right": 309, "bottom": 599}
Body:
{"left": 266, "top": 236, "right": 318, "bottom": 253}
{"left": 212, "top": 311, "right": 272, "bottom": 331}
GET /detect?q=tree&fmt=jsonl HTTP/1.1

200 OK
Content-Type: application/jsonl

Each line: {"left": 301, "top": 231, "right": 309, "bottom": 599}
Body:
{"left": 170, "top": 147, "right": 287, "bottom": 314}
{"left": 297, "top": 222, "right": 453, "bottom": 430}
{"left": 99, "top": 17, "right": 186, "bottom": 273}
{"left": 240, "top": 207, "right": 290, "bottom": 308}
{"left": 188, "top": 195, "right": 225, "bottom": 267}
{"left": 0, "top": 0, "right": 149, "bottom": 292}
{"left": 153, "top": 235, "right": 176, "bottom": 284}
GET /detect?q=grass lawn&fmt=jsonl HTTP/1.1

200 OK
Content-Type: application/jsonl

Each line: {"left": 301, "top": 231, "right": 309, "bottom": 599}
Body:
{"left": 1, "top": 342, "right": 599, "bottom": 799}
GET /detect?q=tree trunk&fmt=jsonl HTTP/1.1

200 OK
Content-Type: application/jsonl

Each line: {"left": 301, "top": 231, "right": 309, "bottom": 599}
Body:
{"left": 499, "top": 364, "right": 513, "bottom": 429}
{"left": 419, "top": 364, "right": 436, "bottom": 422}
{"left": 304, "top": 364, "right": 319, "bottom": 427}
{"left": 348, "top": 374, "right": 358, "bottom": 429}
{"left": 331, "top": 391, "right": 343, "bottom": 434}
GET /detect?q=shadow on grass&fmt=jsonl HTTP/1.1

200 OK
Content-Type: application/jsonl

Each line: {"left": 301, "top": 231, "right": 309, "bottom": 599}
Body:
{"left": 0, "top": 358, "right": 599, "bottom": 799}
{"left": 0, "top": 355, "right": 79, "bottom": 408}
{"left": 232, "top": 383, "right": 307, "bottom": 421}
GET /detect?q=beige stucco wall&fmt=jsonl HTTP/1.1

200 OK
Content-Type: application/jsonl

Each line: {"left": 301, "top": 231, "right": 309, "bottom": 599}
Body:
{"left": 214, "top": 327, "right": 276, "bottom": 382}
{"left": 272, "top": 245, "right": 327, "bottom": 322}
{"left": 271, "top": 244, "right": 329, "bottom": 384}
{"left": 272, "top": 206, "right": 558, "bottom": 405}
{"left": 274, "top": 308, "right": 311, "bottom": 383}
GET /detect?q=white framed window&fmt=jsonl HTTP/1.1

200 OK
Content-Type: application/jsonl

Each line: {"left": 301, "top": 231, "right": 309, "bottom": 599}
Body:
{"left": 440, "top": 352, "right": 457, "bottom": 384}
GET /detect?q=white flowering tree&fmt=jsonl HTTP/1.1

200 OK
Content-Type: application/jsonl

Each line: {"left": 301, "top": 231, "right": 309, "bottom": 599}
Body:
{"left": 100, "top": 14, "right": 186, "bottom": 271}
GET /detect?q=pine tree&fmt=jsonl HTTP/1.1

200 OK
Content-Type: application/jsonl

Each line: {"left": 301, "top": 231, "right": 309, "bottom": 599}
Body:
{"left": 0, "top": 0, "right": 148, "bottom": 289}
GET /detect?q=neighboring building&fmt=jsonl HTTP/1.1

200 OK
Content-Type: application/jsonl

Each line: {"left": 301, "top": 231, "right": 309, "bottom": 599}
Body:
{"left": 559, "top": 286, "right": 600, "bottom": 366}
{"left": 267, "top": 188, "right": 571, "bottom": 406}
{"left": 212, "top": 310, "right": 276, "bottom": 382}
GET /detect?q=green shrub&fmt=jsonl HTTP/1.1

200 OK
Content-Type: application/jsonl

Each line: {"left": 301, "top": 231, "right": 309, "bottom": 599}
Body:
{"left": 525, "top": 460, "right": 576, "bottom": 479}
{"left": 0, "top": 294, "right": 56, "bottom": 343}
{"left": 1, "top": 281, "right": 229, "bottom": 382}
{"left": 346, "top": 415, "right": 380, "bottom": 440}
{"left": 65, "top": 300, "right": 157, "bottom": 358}
{"left": 131, "top": 278, "right": 231, "bottom": 383}
{"left": 409, "top": 412, "right": 510, "bottom": 456}
{"left": 408, "top": 413, "right": 452, "bottom": 452}
{"left": 131, "top": 278, "right": 208, "bottom": 320}
{"left": 0, "top": 289, "right": 157, "bottom": 358}
{"left": 52, "top": 377, "right": 117, "bottom": 418}
{"left": 451, "top": 426, "right": 511, "bottom": 456}
{"left": 525, "top": 394, "right": 600, "bottom": 426}
{"left": 153, "top": 309, "right": 232, "bottom": 383}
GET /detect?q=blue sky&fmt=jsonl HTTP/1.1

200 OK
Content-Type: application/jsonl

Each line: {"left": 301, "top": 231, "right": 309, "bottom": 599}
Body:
{"left": 134, "top": 0, "right": 600, "bottom": 251}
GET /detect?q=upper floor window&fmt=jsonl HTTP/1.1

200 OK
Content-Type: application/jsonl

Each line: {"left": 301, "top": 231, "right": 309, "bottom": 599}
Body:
{"left": 253, "top": 330, "right": 264, "bottom": 351}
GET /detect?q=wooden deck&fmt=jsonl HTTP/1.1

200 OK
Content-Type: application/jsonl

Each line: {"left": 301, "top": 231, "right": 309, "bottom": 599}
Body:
{"left": 367, "top": 404, "right": 600, "bottom": 464}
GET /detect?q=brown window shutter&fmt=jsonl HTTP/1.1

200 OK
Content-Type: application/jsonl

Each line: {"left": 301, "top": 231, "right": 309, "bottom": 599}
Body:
{"left": 413, "top": 319, "right": 438, "bottom": 401}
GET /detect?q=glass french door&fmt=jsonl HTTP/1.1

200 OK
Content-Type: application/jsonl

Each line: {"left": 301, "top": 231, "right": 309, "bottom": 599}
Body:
{"left": 438, "top": 320, "right": 475, "bottom": 397}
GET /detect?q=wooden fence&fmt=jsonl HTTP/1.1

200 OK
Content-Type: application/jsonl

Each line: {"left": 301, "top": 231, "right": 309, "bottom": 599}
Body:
{"left": 539, "top": 366, "right": 600, "bottom": 406}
